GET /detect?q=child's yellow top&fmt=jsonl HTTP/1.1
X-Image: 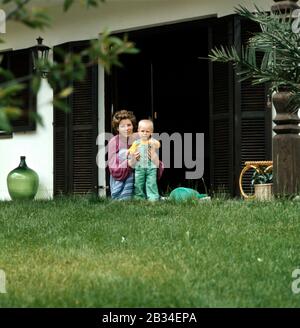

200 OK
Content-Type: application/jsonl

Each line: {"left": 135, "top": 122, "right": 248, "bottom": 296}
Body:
{"left": 128, "top": 138, "right": 160, "bottom": 154}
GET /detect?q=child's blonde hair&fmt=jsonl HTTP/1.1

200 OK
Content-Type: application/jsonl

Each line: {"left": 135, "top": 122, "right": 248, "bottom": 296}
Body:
{"left": 138, "top": 119, "right": 154, "bottom": 132}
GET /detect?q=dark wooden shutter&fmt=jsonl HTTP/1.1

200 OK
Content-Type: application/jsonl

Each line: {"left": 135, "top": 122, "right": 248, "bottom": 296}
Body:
{"left": 53, "top": 68, "right": 68, "bottom": 195}
{"left": 209, "top": 16, "right": 235, "bottom": 195}
{"left": 236, "top": 18, "right": 272, "bottom": 196}
{"left": 53, "top": 41, "right": 98, "bottom": 196}
{"left": 209, "top": 15, "right": 272, "bottom": 197}
{"left": 71, "top": 43, "right": 98, "bottom": 194}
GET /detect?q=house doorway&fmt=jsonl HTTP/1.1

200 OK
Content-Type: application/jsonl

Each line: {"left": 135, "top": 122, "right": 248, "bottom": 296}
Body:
{"left": 105, "top": 18, "right": 211, "bottom": 194}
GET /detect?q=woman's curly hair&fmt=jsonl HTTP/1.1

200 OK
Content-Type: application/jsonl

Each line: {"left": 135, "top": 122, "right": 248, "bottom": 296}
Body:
{"left": 111, "top": 110, "right": 137, "bottom": 133}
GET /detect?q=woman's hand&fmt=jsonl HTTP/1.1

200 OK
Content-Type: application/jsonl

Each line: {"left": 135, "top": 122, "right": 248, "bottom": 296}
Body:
{"left": 128, "top": 151, "right": 140, "bottom": 168}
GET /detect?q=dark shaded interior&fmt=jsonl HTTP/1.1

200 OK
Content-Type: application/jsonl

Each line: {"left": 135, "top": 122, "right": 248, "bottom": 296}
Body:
{"left": 106, "top": 19, "right": 211, "bottom": 194}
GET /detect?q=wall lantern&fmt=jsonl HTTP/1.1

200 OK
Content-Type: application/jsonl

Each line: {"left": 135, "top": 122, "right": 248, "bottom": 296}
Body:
{"left": 32, "top": 37, "right": 50, "bottom": 78}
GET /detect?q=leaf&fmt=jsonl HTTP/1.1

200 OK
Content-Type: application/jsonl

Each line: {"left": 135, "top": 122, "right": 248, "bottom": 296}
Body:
{"left": 58, "top": 87, "right": 73, "bottom": 98}
{"left": 0, "top": 83, "right": 26, "bottom": 98}
{"left": 251, "top": 166, "right": 273, "bottom": 185}
{"left": 124, "top": 47, "right": 140, "bottom": 55}
{"left": 63, "top": 0, "right": 75, "bottom": 12}
{"left": 29, "top": 112, "right": 44, "bottom": 127}
{"left": 3, "top": 106, "right": 22, "bottom": 120}
{"left": 53, "top": 99, "right": 70, "bottom": 113}
{"left": 0, "top": 108, "right": 12, "bottom": 132}
{"left": 0, "top": 67, "right": 14, "bottom": 80}
{"left": 31, "top": 76, "right": 42, "bottom": 94}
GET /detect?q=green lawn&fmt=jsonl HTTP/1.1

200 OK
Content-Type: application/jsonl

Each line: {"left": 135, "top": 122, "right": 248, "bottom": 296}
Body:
{"left": 0, "top": 197, "right": 300, "bottom": 307}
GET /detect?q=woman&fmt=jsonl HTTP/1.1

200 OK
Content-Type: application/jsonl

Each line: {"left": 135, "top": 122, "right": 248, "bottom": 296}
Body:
{"left": 108, "top": 110, "right": 163, "bottom": 200}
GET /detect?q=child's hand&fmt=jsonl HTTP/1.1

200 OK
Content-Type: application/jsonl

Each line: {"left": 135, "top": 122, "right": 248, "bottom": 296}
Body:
{"left": 134, "top": 151, "right": 140, "bottom": 161}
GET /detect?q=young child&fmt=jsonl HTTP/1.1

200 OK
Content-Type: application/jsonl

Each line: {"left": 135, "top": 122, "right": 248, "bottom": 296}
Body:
{"left": 128, "top": 119, "right": 160, "bottom": 201}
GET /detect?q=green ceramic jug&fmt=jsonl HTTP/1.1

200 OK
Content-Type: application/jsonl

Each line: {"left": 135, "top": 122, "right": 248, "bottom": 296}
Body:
{"left": 7, "top": 156, "right": 39, "bottom": 200}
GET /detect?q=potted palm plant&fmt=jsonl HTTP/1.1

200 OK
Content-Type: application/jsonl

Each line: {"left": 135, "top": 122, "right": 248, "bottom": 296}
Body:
{"left": 209, "top": 5, "right": 300, "bottom": 97}
{"left": 209, "top": 3, "right": 300, "bottom": 197}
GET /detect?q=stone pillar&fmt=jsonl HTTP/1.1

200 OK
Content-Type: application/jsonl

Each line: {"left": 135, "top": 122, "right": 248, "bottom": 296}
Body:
{"left": 272, "top": 90, "right": 300, "bottom": 195}
{"left": 272, "top": 0, "right": 300, "bottom": 196}
{"left": 272, "top": 0, "right": 299, "bottom": 13}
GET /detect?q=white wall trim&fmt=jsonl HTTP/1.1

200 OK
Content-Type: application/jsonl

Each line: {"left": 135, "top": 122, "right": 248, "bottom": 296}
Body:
{"left": 109, "top": 13, "right": 218, "bottom": 34}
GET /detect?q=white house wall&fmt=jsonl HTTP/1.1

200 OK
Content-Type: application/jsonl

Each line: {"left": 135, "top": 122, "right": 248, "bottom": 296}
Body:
{"left": 0, "top": 79, "right": 53, "bottom": 200}
{"left": 0, "top": 0, "right": 274, "bottom": 199}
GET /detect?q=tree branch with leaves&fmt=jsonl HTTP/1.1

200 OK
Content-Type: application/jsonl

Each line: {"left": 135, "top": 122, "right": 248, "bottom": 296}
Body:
{"left": 0, "top": 0, "right": 139, "bottom": 131}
